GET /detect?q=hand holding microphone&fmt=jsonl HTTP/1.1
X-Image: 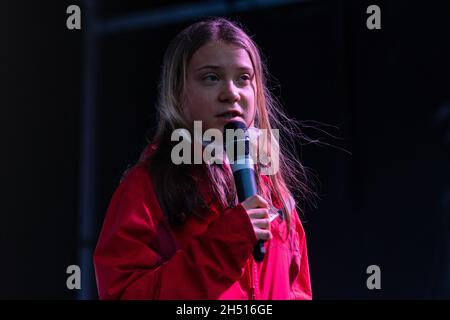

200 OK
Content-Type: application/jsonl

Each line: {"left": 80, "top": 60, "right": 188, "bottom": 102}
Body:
{"left": 223, "top": 121, "right": 271, "bottom": 262}
{"left": 241, "top": 195, "right": 273, "bottom": 241}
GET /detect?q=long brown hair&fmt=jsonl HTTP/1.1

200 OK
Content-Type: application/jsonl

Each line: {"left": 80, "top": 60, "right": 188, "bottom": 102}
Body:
{"left": 145, "top": 17, "right": 317, "bottom": 231}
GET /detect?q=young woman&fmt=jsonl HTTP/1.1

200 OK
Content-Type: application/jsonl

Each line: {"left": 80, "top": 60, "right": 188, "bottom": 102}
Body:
{"left": 94, "top": 17, "right": 314, "bottom": 300}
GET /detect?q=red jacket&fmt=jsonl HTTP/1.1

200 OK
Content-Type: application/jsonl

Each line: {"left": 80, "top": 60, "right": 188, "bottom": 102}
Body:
{"left": 93, "top": 150, "right": 312, "bottom": 300}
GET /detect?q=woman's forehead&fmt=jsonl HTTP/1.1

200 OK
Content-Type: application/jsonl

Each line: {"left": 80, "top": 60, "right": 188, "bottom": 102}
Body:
{"left": 189, "top": 41, "right": 254, "bottom": 71}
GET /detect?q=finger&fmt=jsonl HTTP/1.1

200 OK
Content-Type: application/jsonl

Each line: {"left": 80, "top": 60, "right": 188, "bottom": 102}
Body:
{"left": 248, "top": 209, "right": 269, "bottom": 219}
{"left": 242, "top": 195, "right": 269, "bottom": 210}
{"left": 254, "top": 229, "right": 272, "bottom": 241}
{"left": 253, "top": 195, "right": 269, "bottom": 208}
{"left": 252, "top": 219, "right": 270, "bottom": 230}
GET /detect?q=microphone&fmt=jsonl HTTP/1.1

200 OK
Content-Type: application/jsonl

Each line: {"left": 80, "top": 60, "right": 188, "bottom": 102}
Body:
{"left": 223, "top": 121, "right": 265, "bottom": 262}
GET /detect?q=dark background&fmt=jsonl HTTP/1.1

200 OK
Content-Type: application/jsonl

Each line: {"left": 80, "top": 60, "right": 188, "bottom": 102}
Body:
{"left": 2, "top": 0, "right": 449, "bottom": 299}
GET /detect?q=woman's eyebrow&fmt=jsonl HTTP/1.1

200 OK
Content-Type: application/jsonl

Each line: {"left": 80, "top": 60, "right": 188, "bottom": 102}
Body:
{"left": 195, "top": 65, "right": 254, "bottom": 72}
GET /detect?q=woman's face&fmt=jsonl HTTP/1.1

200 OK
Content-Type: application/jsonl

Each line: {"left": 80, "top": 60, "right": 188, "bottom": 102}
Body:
{"left": 183, "top": 41, "right": 257, "bottom": 133}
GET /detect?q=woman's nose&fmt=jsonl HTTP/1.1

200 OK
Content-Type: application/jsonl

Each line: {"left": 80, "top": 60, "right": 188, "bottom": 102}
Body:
{"left": 219, "top": 81, "right": 240, "bottom": 103}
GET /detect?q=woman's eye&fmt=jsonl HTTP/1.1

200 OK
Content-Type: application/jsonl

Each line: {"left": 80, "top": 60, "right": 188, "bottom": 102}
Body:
{"left": 203, "top": 74, "right": 219, "bottom": 82}
{"left": 240, "top": 74, "right": 251, "bottom": 82}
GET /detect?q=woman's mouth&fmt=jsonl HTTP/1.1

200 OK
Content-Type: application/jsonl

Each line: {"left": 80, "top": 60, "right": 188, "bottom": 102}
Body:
{"left": 216, "top": 110, "right": 244, "bottom": 122}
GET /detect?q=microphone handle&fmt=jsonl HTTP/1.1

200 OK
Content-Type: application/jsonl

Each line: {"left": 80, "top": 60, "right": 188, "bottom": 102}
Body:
{"left": 233, "top": 169, "right": 265, "bottom": 263}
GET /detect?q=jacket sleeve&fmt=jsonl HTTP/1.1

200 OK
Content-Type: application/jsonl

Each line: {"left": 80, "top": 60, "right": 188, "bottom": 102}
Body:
{"left": 93, "top": 166, "right": 257, "bottom": 300}
{"left": 289, "top": 208, "right": 313, "bottom": 300}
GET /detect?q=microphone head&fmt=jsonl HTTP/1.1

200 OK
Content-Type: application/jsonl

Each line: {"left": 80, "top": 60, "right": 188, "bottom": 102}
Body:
{"left": 224, "top": 120, "right": 247, "bottom": 132}
{"left": 223, "top": 121, "right": 253, "bottom": 170}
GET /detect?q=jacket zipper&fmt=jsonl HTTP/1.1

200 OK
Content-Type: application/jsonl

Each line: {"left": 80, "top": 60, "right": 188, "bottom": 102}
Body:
{"left": 247, "top": 259, "right": 255, "bottom": 300}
